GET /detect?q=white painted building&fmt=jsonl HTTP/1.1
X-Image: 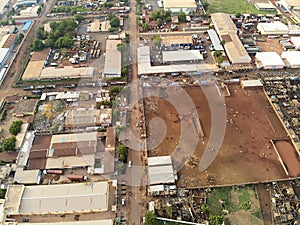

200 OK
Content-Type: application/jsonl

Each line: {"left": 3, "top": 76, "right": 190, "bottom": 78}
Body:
{"left": 257, "top": 22, "right": 289, "bottom": 35}
{"left": 255, "top": 52, "right": 285, "bottom": 69}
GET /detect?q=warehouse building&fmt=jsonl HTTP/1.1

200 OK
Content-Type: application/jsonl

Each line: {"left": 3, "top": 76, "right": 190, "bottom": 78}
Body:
{"left": 4, "top": 181, "right": 110, "bottom": 215}
{"left": 104, "top": 40, "right": 121, "bottom": 78}
{"left": 0, "top": 0, "right": 10, "bottom": 18}
{"left": 19, "top": 5, "right": 40, "bottom": 17}
{"left": 207, "top": 29, "right": 224, "bottom": 51}
{"left": 255, "top": 52, "right": 285, "bottom": 69}
{"left": 163, "top": 0, "right": 197, "bottom": 14}
{"left": 280, "top": 0, "right": 300, "bottom": 11}
{"left": 161, "top": 35, "right": 193, "bottom": 47}
{"left": 240, "top": 79, "right": 263, "bottom": 89}
{"left": 290, "top": 36, "right": 300, "bottom": 50}
{"left": 148, "top": 156, "right": 176, "bottom": 185}
{"left": 281, "top": 51, "right": 300, "bottom": 68}
{"left": 257, "top": 22, "right": 289, "bottom": 35}
{"left": 137, "top": 46, "right": 218, "bottom": 75}
{"left": 211, "top": 13, "right": 251, "bottom": 64}
{"left": 162, "top": 50, "right": 203, "bottom": 63}
{"left": 254, "top": 2, "right": 277, "bottom": 11}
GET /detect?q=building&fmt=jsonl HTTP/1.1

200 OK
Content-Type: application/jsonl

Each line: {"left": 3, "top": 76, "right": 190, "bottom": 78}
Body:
{"left": 148, "top": 156, "right": 176, "bottom": 185}
{"left": 0, "top": 0, "right": 10, "bottom": 18}
{"left": 0, "top": 48, "right": 9, "bottom": 69}
{"left": 22, "top": 48, "right": 50, "bottom": 80}
{"left": 281, "top": 51, "right": 300, "bottom": 68}
{"left": 14, "top": 168, "right": 41, "bottom": 184}
{"left": 280, "top": 0, "right": 300, "bottom": 11}
{"left": 15, "top": 123, "right": 29, "bottom": 149}
{"left": 19, "top": 5, "right": 40, "bottom": 17}
{"left": 137, "top": 46, "right": 218, "bottom": 75}
{"left": 290, "top": 36, "right": 300, "bottom": 50}
{"left": 257, "top": 22, "right": 289, "bottom": 35}
{"left": 65, "top": 108, "right": 112, "bottom": 128}
{"left": 211, "top": 13, "right": 251, "bottom": 64}
{"left": 40, "top": 66, "right": 94, "bottom": 80}
{"left": 255, "top": 52, "right": 285, "bottom": 69}
{"left": 0, "top": 34, "right": 17, "bottom": 50}
{"left": 207, "top": 29, "right": 224, "bottom": 51}
{"left": 254, "top": 2, "right": 277, "bottom": 11}
{"left": 163, "top": 0, "right": 197, "bottom": 14}
{"left": 105, "top": 127, "right": 116, "bottom": 151}
{"left": 4, "top": 181, "right": 110, "bottom": 215}
{"left": 161, "top": 35, "right": 193, "bottom": 47}
{"left": 22, "top": 20, "right": 32, "bottom": 33}
{"left": 103, "top": 40, "right": 121, "bottom": 78}
{"left": 162, "top": 50, "right": 203, "bottom": 64}
{"left": 240, "top": 79, "right": 263, "bottom": 89}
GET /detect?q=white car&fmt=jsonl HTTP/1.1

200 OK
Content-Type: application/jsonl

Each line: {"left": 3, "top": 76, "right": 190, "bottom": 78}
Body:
{"left": 128, "top": 161, "right": 132, "bottom": 167}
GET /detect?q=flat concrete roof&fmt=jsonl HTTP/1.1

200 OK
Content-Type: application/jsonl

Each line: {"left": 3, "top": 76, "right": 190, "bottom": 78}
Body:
{"left": 207, "top": 29, "right": 224, "bottom": 51}
{"left": 211, "top": 13, "right": 237, "bottom": 35}
{"left": 18, "top": 220, "right": 114, "bottom": 225}
{"left": 51, "top": 132, "right": 97, "bottom": 146}
{"left": 18, "top": 181, "right": 109, "bottom": 214}
{"left": 257, "top": 22, "right": 289, "bottom": 34}
{"left": 45, "top": 154, "right": 95, "bottom": 169}
{"left": 162, "top": 35, "right": 193, "bottom": 45}
{"left": 4, "top": 185, "right": 25, "bottom": 214}
{"left": 240, "top": 79, "right": 263, "bottom": 88}
{"left": 148, "top": 164, "right": 175, "bottom": 185}
{"left": 148, "top": 156, "right": 172, "bottom": 167}
{"left": 163, "top": 0, "right": 196, "bottom": 9}
{"left": 281, "top": 51, "right": 300, "bottom": 66}
{"left": 14, "top": 168, "right": 40, "bottom": 184}
{"left": 22, "top": 61, "right": 44, "bottom": 79}
{"left": 162, "top": 50, "right": 203, "bottom": 63}
{"left": 40, "top": 66, "right": 94, "bottom": 79}
{"left": 256, "top": 52, "right": 285, "bottom": 67}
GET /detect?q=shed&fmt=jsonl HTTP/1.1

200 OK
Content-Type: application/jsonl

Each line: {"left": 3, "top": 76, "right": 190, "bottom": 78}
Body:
{"left": 22, "top": 21, "right": 32, "bottom": 32}
{"left": 281, "top": 51, "right": 300, "bottom": 68}
{"left": 255, "top": 52, "right": 285, "bottom": 69}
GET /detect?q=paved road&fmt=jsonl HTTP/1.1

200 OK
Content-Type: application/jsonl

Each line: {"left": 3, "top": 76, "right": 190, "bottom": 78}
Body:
{"left": 126, "top": 0, "right": 147, "bottom": 224}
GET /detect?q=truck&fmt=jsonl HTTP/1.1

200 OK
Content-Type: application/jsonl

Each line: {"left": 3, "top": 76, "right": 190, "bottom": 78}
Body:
{"left": 32, "top": 90, "right": 42, "bottom": 95}
{"left": 67, "top": 174, "right": 87, "bottom": 181}
{"left": 47, "top": 170, "right": 63, "bottom": 175}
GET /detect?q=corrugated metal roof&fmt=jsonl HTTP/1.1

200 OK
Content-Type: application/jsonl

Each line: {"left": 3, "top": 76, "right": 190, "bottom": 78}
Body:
{"left": 207, "top": 29, "right": 224, "bottom": 51}
{"left": 162, "top": 50, "right": 203, "bottom": 63}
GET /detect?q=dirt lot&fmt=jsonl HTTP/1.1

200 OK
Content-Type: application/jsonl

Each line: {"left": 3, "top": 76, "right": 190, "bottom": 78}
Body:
{"left": 145, "top": 84, "right": 290, "bottom": 187}
{"left": 256, "top": 38, "right": 283, "bottom": 54}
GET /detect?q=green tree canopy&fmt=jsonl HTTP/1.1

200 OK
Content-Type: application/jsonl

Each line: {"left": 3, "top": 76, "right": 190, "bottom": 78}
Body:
{"left": 74, "top": 14, "right": 85, "bottom": 22}
{"left": 9, "top": 120, "right": 23, "bottom": 136}
{"left": 110, "top": 17, "right": 120, "bottom": 27}
{"left": 178, "top": 10, "right": 186, "bottom": 22}
{"left": 145, "top": 211, "right": 157, "bottom": 225}
{"left": 1, "top": 137, "right": 16, "bottom": 152}
{"left": 209, "top": 215, "right": 223, "bottom": 225}
{"left": 142, "top": 23, "right": 149, "bottom": 31}
{"left": 117, "top": 144, "right": 128, "bottom": 162}
{"left": 153, "top": 35, "right": 162, "bottom": 46}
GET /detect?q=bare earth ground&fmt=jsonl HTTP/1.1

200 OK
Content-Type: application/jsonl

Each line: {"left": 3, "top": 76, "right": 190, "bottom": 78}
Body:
{"left": 145, "top": 84, "right": 290, "bottom": 187}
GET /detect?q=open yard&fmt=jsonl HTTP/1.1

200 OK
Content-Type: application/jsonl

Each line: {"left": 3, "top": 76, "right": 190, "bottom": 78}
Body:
{"left": 207, "top": 0, "right": 272, "bottom": 14}
{"left": 144, "top": 84, "right": 292, "bottom": 187}
{"left": 207, "top": 186, "right": 263, "bottom": 225}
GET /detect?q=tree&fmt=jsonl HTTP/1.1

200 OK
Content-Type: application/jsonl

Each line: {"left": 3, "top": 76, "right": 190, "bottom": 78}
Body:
{"left": 202, "top": 0, "right": 210, "bottom": 11}
{"left": 31, "top": 38, "right": 45, "bottom": 51}
{"left": 178, "top": 10, "right": 186, "bottom": 22}
{"left": 142, "top": 23, "right": 149, "bottom": 31}
{"left": 9, "top": 120, "right": 23, "bottom": 136}
{"left": 220, "top": 40, "right": 226, "bottom": 46}
{"left": 145, "top": 211, "right": 157, "bottom": 225}
{"left": 157, "top": 18, "right": 162, "bottom": 26}
{"left": 74, "top": 14, "right": 85, "bottom": 23}
{"left": 209, "top": 215, "right": 223, "bottom": 225}
{"left": 16, "top": 33, "right": 25, "bottom": 44}
{"left": 117, "top": 43, "right": 125, "bottom": 52}
{"left": 104, "top": 2, "right": 114, "bottom": 8}
{"left": 1, "top": 137, "right": 16, "bottom": 152}
{"left": 213, "top": 50, "right": 223, "bottom": 65}
{"left": 113, "top": 108, "right": 120, "bottom": 118}
{"left": 0, "top": 189, "right": 6, "bottom": 198}
{"left": 11, "top": 19, "right": 15, "bottom": 25}
{"left": 121, "top": 67, "right": 128, "bottom": 75}
{"left": 117, "top": 144, "right": 128, "bottom": 162}
{"left": 166, "top": 206, "right": 172, "bottom": 218}
{"left": 201, "top": 205, "right": 210, "bottom": 220}
{"left": 110, "top": 17, "right": 120, "bottom": 27}
{"left": 153, "top": 35, "right": 162, "bottom": 47}
{"left": 166, "top": 16, "right": 172, "bottom": 23}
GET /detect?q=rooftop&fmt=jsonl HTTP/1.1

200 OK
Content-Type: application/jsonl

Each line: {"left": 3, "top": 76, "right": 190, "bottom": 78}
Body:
{"left": 104, "top": 40, "right": 121, "bottom": 76}
{"left": 163, "top": 0, "right": 196, "bottom": 9}
{"left": 15, "top": 123, "right": 29, "bottom": 149}
{"left": 162, "top": 50, "right": 203, "bottom": 63}
{"left": 211, "top": 13, "right": 237, "bottom": 35}
{"left": 40, "top": 66, "right": 94, "bottom": 79}
{"left": 256, "top": 52, "right": 285, "bottom": 67}
{"left": 14, "top": 168, "right": 41, "bottom": 184}
{"left": 162, "top": 35, "right": 193, "bottom": 45}
{"left": 7, "top": 181, "right": 110, "bottom": 214}
{"left": 281, "top": 51, "right": 300, "bottom": 66}
{"left": 105, "top": 127, "right": 116, "bottom": 151}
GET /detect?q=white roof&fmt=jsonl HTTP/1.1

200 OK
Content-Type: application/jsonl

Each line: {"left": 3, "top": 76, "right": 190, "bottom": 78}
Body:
{"left": 18, "top": 182, "right": 109, "bottom": 214}
{"left": 148, "top": 165, "right": 175, "bottom": 185}
{"left": 162, "top": 50, "right": 203, "bottom": 63}
{"left": 149, "top": 185, "right": 165, "bottom": 192}
{"left": 45, "top": 154, "right": 95, "bottom": 169}
{"left": 207, "top": 29, "right": 224, "bottom": 51}
{"left": 0, "top": 48, "right": 9, "bottom": 65}
{"left": 290, "top": 36, "right": 300, "bottom": 48}
{"left": 240, "top": 79, "right": 263, "bottom": 88}
{"left": 137, "top": 46, "right": 218, "bottom": 75}
{"left": 14, "top": 168, "right": 40, "bottom": 184}
{"left": 257, "top": 22, "right": 289, "bottom": 33}
{"left": 163, "top": 0, "right": 196, "bottom": 9}
{"left": 55, "top": 91, "right": 80, "bottom": 100}
{"left": 18, "top": 220, "right": 114, "bottom": 225}
{"left": 254, "top": 2, "right": 277, "bottom": 10}
{"left": 148, "top": 156, "right": 172, "bottom": 167}
{"left": 104, "top": 40, "right": 121, "bottom": 76}
{"left": 281, "top": 51, "right": 300, "bottom": 66}
{"left": 256, "top": 52, "right": 285, "bottom": 67}
{"left": 51, "top": 132, "right": 97, "bottom": 145}
{"left": 0, "top": 0, "right": 9, "bottom": 13}
{"left": 40, "top": 66, "right": 94, "bottom": 79}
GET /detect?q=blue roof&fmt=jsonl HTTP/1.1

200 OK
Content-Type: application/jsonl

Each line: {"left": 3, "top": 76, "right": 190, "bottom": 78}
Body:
{"left": 22, "top": 21, "right": 32, "bottom": 31}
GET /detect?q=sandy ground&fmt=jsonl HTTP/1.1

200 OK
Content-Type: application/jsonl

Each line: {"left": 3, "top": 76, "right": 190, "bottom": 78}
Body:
{"left": 145, "top": 84, "right": 290, "bottom": 187}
